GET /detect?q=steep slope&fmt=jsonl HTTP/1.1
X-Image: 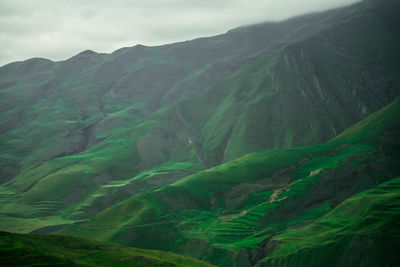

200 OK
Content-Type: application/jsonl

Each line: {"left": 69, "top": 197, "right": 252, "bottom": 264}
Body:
{"left": 258, "top": 177, "right": 400, "bottom": 267}
{"left": 180, "top": 0, "right": 400, "bottom": 162}
{"left": 0, "top": 231, "right": 214, "bottom": 267}
{"left": 59, "top": 97, "right": 400, "bottom": 266}
{"left": 0, "top": 0, "right": 399, "bottom": 234}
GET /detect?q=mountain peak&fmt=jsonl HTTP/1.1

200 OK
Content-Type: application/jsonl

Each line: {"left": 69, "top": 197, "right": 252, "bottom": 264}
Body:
{"left": 77, "top": 49, "right": 97, "bottom": 56}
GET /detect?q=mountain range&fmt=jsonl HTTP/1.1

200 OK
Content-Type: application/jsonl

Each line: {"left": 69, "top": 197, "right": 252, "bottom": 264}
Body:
{"left": 0, "top": 0, "right": 399, "bottom": 266}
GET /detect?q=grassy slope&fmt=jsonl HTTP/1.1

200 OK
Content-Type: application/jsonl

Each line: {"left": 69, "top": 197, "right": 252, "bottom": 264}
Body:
{"left": 259, "top": 177, "right": 400, "bottom": 267}
{"left": 0, "top": 0, "right": 399, "bottom": 236}
{"left": 59, "top": 98, "right": 400, "bottom": 266}
{"left": 0, "top": 1, "right": 399, "bottom": 266}
{"left": 0, "top": 157, "right": 203, "bottom": 233}
{"left": 0, "top": 231, "right": 214, "bottom": 267}
{"left": 180, "top": 0, "right": 400, "bottom": 164}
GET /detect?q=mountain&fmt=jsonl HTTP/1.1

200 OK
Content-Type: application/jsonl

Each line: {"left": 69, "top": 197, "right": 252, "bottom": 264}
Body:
{"left": 57, "top": 97, "right": 400, "bottom": 266}
{"left": 0, "top": 0, "right": 399, "bottom": 266}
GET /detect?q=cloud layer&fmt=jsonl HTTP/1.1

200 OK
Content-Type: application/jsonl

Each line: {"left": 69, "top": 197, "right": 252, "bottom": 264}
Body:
{"left": 0, "top": 0, "right": 361, "bottom": 66}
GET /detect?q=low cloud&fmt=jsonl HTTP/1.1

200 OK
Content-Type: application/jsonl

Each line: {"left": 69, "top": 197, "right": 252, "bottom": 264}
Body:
{"left": 0, "top": 0, "right": 361, "bottom": 66}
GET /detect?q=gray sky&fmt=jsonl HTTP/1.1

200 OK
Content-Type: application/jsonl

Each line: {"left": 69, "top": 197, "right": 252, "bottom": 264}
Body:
{"left": 0, "top": 0, "right": 361, "bottom": 66}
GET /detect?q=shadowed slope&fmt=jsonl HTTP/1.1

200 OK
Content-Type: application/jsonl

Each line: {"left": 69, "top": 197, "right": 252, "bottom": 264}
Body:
{"left": 59, "top": 98, "right": 400, "bottom": 266}
{"left": 0, "top": 231, "right": 214, "bottom": 267}
{"left": 258, "top": 177, "right": 400, "bottom": 267}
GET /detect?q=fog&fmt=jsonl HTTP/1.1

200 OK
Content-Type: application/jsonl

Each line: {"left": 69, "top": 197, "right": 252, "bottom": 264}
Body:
{"left": 0, "top": 0, "right": 361, "bottom": 66}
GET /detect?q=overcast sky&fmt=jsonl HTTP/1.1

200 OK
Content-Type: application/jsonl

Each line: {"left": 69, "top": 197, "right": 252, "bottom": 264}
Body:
{"left": 0, "top": 0, "right": 361, "bottom": 66}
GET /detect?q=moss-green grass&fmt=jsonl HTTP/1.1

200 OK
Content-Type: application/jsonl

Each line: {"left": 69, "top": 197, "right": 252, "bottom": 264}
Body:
{"left": 0, "top": 231, "right": 214, "bottom": 267}
{"left": 59, "top": 97, "right": 400, "bottom": 266}
{"left": 259, "top": 177, "right": 400, "bottom": 267}
{"left": 1, "top": 2, "right": 400, "bottom": 266}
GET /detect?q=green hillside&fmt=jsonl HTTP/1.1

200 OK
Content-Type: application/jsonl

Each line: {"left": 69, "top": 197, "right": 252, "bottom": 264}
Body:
{"left": 59, "top": 98, "right": 400, "bottom": 266}
{"left": 0, "top": 231, "right": 214, "bottom": 267}
{"left": 0, "top": 0, "right": 400, "bottom": 266}
{"left": 1, "top": 0, "right": 399, "bottom": 236}
{"left": 259, "top": 177, "right": 400, "bottom": 267}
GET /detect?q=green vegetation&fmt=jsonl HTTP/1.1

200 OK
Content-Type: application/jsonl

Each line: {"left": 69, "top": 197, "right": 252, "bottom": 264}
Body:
{"left": 259, "top": 177, "right": 400, "bottom": 267}
{"left": 0, "top": 231, "right": 214, "bottom": 266}
{"left": 0, "top": 0, "right": 400, "bottom": 266}
{"left": 59, "top": 98, "right": 400, "bottom": 266}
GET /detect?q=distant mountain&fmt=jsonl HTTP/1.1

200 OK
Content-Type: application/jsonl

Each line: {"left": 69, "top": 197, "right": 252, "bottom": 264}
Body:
{"left": 0, "top": 0, "right": 399, "bottom": 266}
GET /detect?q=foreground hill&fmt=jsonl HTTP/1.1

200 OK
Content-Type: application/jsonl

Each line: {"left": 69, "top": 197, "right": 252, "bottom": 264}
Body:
{"left": 0, "top": 231, "right": 213, "bottom": 267}
{"left": 0, "top": 0, "right": 400, "bottom": 237}
{"left": 58, "top": 97, "right": 400, "bottom": 266}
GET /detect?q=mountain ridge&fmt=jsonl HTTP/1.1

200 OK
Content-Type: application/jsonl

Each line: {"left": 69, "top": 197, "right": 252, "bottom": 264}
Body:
{"left": 1, "top": 0, "right": 399, "bottom": 228}
{"left": 1, "top": 0, "right": 400, "bottom": 266}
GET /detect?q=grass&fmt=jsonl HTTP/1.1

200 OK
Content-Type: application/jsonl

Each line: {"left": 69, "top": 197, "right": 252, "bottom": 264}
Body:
{"left": 0, "top": 231, "right": 214, "bottom": 267}
{"left": 59, "top": 97, "right": 400, "bottom": 266}
{"left": 259, "top": 177, "right": 400, "bottom": 267}
{"left": 1, "top": 1, "right": 400, "bottom": 266}
{"left": 105, "top": 161, "right": 204, "bottom": 187}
